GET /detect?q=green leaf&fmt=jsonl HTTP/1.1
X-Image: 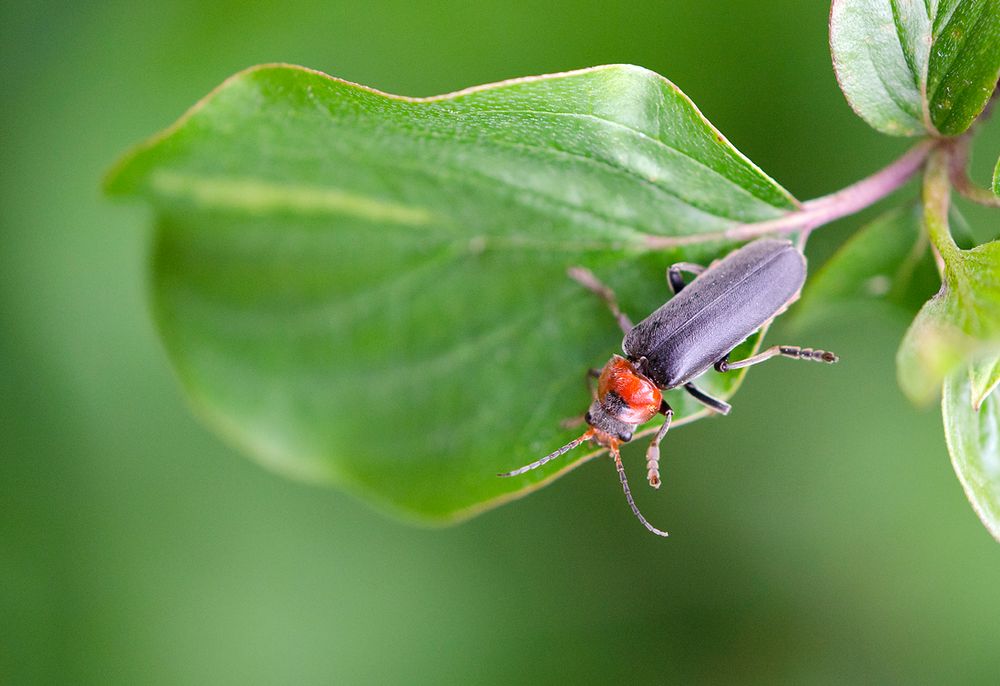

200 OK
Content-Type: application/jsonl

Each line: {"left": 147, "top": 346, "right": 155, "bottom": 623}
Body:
{"left": 969, "top": 355, "right": 1000, "bottom": 410}
{"left": 106, "top": 64, "right": 795, "bottom": 522}
{"left": 993, "top": 156, "right": 1000, "bottom": 197}
{"left": 796, "top": 204, "right": 939, "bottom": 327}
{"left": 948, "top": 203, "right": 979, "bottom": 249}
{"left": 830, "top": 0, "right": 1000, "bottom": 136}
{"left": 897, "top": 240, "right": 1000, "bottom": 404}
{"left": 943, "top": 368, "right": 1000, "bottom": 542}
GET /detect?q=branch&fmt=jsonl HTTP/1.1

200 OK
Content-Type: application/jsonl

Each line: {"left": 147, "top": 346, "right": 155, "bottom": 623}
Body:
{"left": 947, "top": 137, "right": 1000, "bottom": 208}
{"left": 644, "top": 140, "right": 936, "bottom": 249}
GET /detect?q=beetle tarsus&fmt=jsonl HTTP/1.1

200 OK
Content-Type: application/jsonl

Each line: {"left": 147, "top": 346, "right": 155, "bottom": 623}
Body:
{"left": 779, "top": 346, "right": 839, "bottom": 364}
{"left": 645, "top": 446, "right": 662, "bottom": 490}
{"left": 645, "top": 404, "right": 673, "bottom": 489}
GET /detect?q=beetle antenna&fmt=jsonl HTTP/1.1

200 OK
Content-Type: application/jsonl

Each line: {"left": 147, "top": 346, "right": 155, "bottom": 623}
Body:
{"left": 612, "top": 447, "right": 669, "bottom": 537}
{"left": 498, "top": 429, "right": 594, "bottom": 477}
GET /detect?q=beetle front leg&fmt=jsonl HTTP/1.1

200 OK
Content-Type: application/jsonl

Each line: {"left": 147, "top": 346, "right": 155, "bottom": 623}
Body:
{"left": 645, "top": 400, "right": 673, "bottom": 489}
{"left": 667, "top": 262, "right": 706, "bottom": 294}
{"left": 715, "top": 345, "right": 839, "bottom": 372}
{"left": 567, "top": 267, "right": 633, "bottom": 334}
{"left": 561, "top": 368, "right": 602, "bottom": 428}
{"left": 586, "top": 367, "right": 601, "bottom": 399}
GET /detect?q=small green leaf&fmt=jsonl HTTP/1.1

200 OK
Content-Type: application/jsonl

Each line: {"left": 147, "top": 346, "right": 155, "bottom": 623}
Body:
{"left": 897, "top": 240, "right": 1000, "bottom": 404}
{"left": 830, "top": 0, "right": 1000, "bottom": 136}
{"left": 106, "top": 64, "right": 794, "bottom": 521}
{"left": 948, "top": 203, "right": 979, "bottom": 249}
{"left": 796, "top": 204, "right": 938, "bottom": 327}
{"left": 993, "top": 156, "right": 1000, "bottom": 197}
{"left": 943, "top": 368, "right": 1000, "bottom": 542}
{"left": 969, "top": 355, "right": 1000, "bottom": 410}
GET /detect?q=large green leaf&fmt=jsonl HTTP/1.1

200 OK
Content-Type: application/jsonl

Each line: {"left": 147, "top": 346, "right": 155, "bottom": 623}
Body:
{"left": 943, "top": 368, "right": 1000, "bottom": 542}
{"left": 830, "top": 0, "right": 1000, "bottom": 136}
{"left": 796, "top": 204, "right": 939, "bottom": 327}
{"left": 106, "top": 64, "right": 798, "bottom": 522}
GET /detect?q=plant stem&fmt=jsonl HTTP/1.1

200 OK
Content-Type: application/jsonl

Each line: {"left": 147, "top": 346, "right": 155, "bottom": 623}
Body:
{"left": 644, "top": 140, "right": 936, "bottom": 249}
{"left": 948, "top": 137, "right": 1000, "bottom": 208}
{"left": 923, "top": 146, "right": 959, "bottom": 264}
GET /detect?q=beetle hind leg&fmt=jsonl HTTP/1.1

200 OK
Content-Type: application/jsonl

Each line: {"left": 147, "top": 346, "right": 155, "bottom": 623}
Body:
{"left": 567, "top": 267, "right": 633, "bottom": 334}
{"left": 715, "top": 345, "right": 839, "bottom": 372}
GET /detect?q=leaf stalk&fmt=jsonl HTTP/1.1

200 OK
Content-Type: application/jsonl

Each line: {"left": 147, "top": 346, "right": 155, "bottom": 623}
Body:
{"left": 947, "top": 136, "right": 1000, "bottom": 208}
{"left": 923, "top": 146, "right": 959, "bottom": 265}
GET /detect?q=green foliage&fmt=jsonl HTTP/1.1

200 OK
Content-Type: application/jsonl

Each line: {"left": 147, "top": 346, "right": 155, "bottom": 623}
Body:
{"left": 994, "top": 156, "right": 1000, "bottom": 196}
{"left": 826, "top": 2, "right": 1000, "bottom": 544}
{"left": 106, "top": 64, "right": 785, "bottom": 520}
{"left": 106, "top": 2, "right": 1000, "bottom": 539}
{"left": 969, "top": 355, "right": 1000, "bottom": 411}
{"left": 896, "top": 152, "right": 1000, "bottom": 406}
{"left": 889, "top": 148, "right": 1000, "bottom": 540}
{"left": 943, "top": 369, "right": 1000, "bottom": 540}
{"left": 830, "top": 0, "right": 1000, "bottom": 136}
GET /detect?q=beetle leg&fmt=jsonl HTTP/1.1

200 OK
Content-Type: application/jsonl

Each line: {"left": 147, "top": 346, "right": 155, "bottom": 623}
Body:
{"left": 667, "top": 262, "right": 706, "bottom": 294}
{"left": 716, "top": 345, "right": 839, "bottom": 372}
{"left": 561, "top": 368, "right": 602, "bottom": 428}
{"left": 683, "top": 383, "right": 732, "bottom": 415}
{"left": 644, "top": 401, "right": 673, "bottom": 489}
{"left": 567, "top": 267, "right": 633, "bottom": 334}
{"left": 583, "top": 367, "right": 603, "bottom": 403}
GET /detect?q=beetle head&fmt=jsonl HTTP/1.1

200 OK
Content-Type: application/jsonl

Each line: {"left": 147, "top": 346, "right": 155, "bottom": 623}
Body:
{"left": 497, "top": 355, "right": 669, "bottom": 537}
{"left": 585, "top": 355, "right": 661, "bottom": 445}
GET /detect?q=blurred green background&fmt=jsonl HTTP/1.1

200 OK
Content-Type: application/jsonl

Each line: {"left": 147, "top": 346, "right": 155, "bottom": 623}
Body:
{"left": 3, "top": 1, "right": 999, "bottom": 684}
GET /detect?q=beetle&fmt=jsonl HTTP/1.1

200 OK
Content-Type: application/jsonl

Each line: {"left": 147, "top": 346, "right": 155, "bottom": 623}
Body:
{"left": 498, "top": 237, "right": 838, "bottom": 537}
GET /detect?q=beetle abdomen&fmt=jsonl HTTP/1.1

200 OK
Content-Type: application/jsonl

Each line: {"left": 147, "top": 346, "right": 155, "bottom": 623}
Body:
{"left": 622, "top": 238, "right": 805, "bottom": 388}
